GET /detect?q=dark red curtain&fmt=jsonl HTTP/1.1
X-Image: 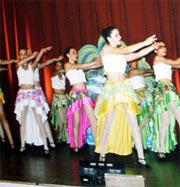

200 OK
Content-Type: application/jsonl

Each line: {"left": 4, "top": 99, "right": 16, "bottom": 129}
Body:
{"left": 0, "top": 0, "right": 180, "bottom": 141}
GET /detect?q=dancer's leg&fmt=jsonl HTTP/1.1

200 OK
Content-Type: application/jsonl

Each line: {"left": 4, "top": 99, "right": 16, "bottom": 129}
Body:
{"left": 44, "top": 120, "right": 55, "bottom": 147}
{"left": 0, "top": 102, "right": 14, "bottom": 148}
{"left": 83, "top": 104, "right": 97, "bottom": 140}
{"left": 168, "top": 102, "right": 180, "bottom": 126}
{"left": 122, "top": 104, "right": 147, "bottom": 165}
{"left": 32, "top": 107, "right": 48, "bottom": 152}
{"left": 57, "top": 108, "right": 65, "bottom": 142}
{"left": 0, "top": 122, "right": 5, "bottom": 142}
{"left": 73, "top": 110, "right": 80, "bottom": 151}
{"left": 158, "top": 111, "right": 170, "bottom": 154}
{"left": 20, "top": 106, "right": 28, "bottom": 151}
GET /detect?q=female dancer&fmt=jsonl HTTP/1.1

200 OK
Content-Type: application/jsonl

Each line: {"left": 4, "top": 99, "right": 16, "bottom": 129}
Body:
{"left": 51, "top": 60, "right": 68, "bottom": 143}
{"left": 64, "top": 47, "right": 102, "bottom": 152}
{"left": 95, "top": 26, "right": 158, "bottom": 168}
{"left": 128, "top": 60, "right": 154, "bottom": 149}
{"left": 0, "top": 59, "right": 16, "bottom": 148}
{"left": 152, "top": 40, "right": 180, "bottom": 158}
{"left": 29, "top": 48, "right": 63, "bottom": 148}
{"left": 14, "top": 47, "right": 51, "bottom": 155}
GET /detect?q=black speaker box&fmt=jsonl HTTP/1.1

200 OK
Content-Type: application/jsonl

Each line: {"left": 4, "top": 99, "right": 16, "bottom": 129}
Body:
{"left": 79, "top": 161, "right": 125, "bottom": 185}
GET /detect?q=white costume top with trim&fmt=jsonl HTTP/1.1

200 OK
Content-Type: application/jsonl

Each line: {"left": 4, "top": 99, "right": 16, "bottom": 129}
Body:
{"left": 153, "top": 62, "right": 172, "bottom": 81}
{"left": 129, "top": 75, "right": 146, "bottom": 89}
{"left": 102, "top": 54, "right": 127, "bottom": 73}
{"left": 17, "top": 64, "right": 34, "bottom": 86}
{"left": 34, "top": 68, "right": 40, "bottom": 82}
{"left": 51, "top": 74, "right": 66, "bottom": 90}
{"left": 66, "top": 69, "right": 86, "bottom": 85}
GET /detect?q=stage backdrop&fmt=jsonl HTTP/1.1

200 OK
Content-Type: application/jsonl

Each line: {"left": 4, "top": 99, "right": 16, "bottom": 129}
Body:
{"left": 0, "top": 0, "right": 180, "bottom": 143}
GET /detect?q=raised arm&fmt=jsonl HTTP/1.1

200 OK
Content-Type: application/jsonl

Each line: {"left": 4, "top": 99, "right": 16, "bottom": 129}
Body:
{"left": 16, "top": 51, "right": 38, "bottom": 69}
{"left": 31, "top": 46, "right": 52, "bottom": 70}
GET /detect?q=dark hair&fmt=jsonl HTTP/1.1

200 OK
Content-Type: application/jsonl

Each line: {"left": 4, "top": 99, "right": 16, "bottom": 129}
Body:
{"left": 101, "top": 26, "right": 116, "bottom": 43}
{"left": 64, "top": 46, "right": 75, "bottom": 59}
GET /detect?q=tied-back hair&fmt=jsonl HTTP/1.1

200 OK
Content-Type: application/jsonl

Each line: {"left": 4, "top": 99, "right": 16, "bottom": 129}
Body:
{"left": 101, "top": 26, "right": 116, "bottom": 44}
{"left": 64, "top": 46, "right": 75, "bottom": 59}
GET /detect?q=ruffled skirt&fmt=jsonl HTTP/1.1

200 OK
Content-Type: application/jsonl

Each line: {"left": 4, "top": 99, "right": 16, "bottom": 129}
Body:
{"left": 136, "top": 89, "right": 153, "bottom": 149}
{"left": 51, "top": 93, "right": 68, "bottom": 141}
{"left": 152, "top": 82, "right": 179, "bottom": 153}
{"left": 66, "top": 88, "right": 94, "bottom": 148}
{"left": 95, "top": 79, "right": 140, "bottom": 156}
{"left": 14, "top": 89, "right": 48, "bottom": 146}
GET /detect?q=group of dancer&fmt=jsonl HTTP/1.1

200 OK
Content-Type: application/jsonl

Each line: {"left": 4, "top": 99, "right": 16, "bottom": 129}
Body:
{"left": 1, "top": 26, "right": 180, "bottom": 169}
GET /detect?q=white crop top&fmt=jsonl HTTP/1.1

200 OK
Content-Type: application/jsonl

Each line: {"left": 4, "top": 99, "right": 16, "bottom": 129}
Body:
{"left": 129, "top": 75, "right": 146, "bottom": 89}
{"left": 17, "top": 64, "right": 34, "bottom": 86}
{"left": 51, "top": 74, "right": 66, "bottom": 90}
{"left": 153, "top": 63, "right": 172, "bottom": 82}
{"left": 34, "top": 68, "right": 40, "bottom": 82}
{"left": 66, "top": 69, "right": 86, "bottom": 85}
{"left": 102, "top": 54, "right": 127, "bottom": 73}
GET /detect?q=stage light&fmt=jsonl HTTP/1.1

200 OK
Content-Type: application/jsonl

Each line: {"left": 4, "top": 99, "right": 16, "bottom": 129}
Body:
{"left": 79, "top": 161, "right": 125, "bottom": 185}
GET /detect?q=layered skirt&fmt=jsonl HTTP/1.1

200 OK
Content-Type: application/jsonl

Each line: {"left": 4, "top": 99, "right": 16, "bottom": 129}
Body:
{"left": 51, "top": 93, "right": 68, "bottom": 141}
{"left": 136, "top": 89, "right": 153, "bottom": 149}
{"left": 66, "top": 88, "right": 94, "bottom": 148}
{"left": 152, "top": 82, "right": 180, "bottom": 153}
{"left": 14, "top": 89, "right": 47, "bottom": 146}
{"left": 95, "top": 79, "right": 140, "bottom": 156}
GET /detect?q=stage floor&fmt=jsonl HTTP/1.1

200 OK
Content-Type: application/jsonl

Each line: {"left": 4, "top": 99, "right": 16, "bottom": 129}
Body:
{"left": 0, "top": 141, "right": 180, "bottom": 187}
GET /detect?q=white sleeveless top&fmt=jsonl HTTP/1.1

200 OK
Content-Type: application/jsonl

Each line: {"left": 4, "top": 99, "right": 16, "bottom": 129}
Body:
{"left": 34, "top": 68, "right": 40, "bottom": 82}
{"left": 102, "top": 54, "right": 127, "bottom": 73}
{"left": 17, "top": 64, "right": 34, "bottom": 86}
{"left": 153, "top": 63, "right": 172, "bottom": 81}
{"left": 129, "top": 75, "right": 146, "bottom": 89}
{"left": 66, "top": 69, "right": 86, "bottom": 85}
{"left": 51, "top": 74, "right": 66, "bottom": 90}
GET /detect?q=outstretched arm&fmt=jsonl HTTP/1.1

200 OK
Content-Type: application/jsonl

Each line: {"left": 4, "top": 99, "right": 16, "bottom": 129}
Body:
{"left": 65, "top": 57, "right": 102, "bottom": 72}
{"left": 38, "top": 55, "right": 63, "bottom": 70}
{"left": 154, "top": 56, "right": 180, "bottom": 68}
{"left": 0, "top": 59, "right": 18, "bottom": 65}
{"left": 0, "top": 67, "right": 8, "bottom": 72}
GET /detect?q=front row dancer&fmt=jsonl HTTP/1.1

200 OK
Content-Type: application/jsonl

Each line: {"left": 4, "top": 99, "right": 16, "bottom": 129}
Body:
{"left": 64, "top": 47, "right": 102, "bottom": 152}
{"left": 152, "top": 40, "right": 180, "bottom": 158}
{"left": 14, "top": 47, "right": 52, "bottom": 156}
{"left": 94, "top": 26, "right": 158, "bottom": 168}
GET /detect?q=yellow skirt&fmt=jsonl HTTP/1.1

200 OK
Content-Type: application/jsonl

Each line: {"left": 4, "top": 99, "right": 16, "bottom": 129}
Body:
{"left": 95, "top": 79, "right": 140, "bottom": 156}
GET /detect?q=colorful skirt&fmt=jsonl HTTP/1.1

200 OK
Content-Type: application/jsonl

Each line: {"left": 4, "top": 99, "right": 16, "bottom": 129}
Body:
{"left": 51, "top": 93, "right": 68, "bottom": 141}
{"left": 14, "top": 89, "right": 48, "bottom": 146}
{"left": 35, "top": 86, "right": 50, "bottom": 114}
{"left": 152, "top": 82, "right": 179, "bottom": 153}
{"left": 136, "top": 89, "right": 153, "bottom": 149}
{"left": 0, "top": 87, "right": 5, "bottom": 104}
{"left": 95, "top": 79, "right": 140, "bottom": 156}
{"left": 66, "top": 88, "right": 94, "bottom": 148}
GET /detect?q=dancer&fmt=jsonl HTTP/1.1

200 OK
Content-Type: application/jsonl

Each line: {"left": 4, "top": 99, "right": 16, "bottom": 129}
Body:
{"left": 152, "top": 40, "right": 180, "bottom": 158}
{"left": 14, "top": 47, "right": 52, "bottom": 155}
{"left": 51, "top": 60, "right": 68, "bottom": 143}
{"left": 128, "top": 60, "right": 154, "bottom": 149}
{"left": 28, "top": 48, "right": 63, "bottom": 148}
{"left": 64, "top": 47, "right": 102, "bottom": 152}
{"left": 0, "top": 60, "right": 16, "bottom": 148}
{"left": 95, "top": 26, "right": 158, "bottom": 168}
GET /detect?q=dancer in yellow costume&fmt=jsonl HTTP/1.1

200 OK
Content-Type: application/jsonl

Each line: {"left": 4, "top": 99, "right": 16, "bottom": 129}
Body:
{"left": 95, "top": 26, "right": 158, "bottom": 168}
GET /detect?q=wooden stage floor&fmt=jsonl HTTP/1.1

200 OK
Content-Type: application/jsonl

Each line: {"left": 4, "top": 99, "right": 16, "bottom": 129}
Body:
{"left": 0, "top": 141, "right": 180, "bottom": 187}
